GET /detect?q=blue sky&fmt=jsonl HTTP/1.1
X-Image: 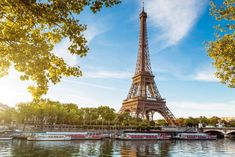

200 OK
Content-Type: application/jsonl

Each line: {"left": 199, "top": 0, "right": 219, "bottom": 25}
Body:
{"left": 0, "top": 0, "right": 235, "bottom": 118}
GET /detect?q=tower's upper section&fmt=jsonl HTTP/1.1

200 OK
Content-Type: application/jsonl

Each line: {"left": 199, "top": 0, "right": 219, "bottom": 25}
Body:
{"left": 134, "top": 7, "right": 153, "bottom": 76}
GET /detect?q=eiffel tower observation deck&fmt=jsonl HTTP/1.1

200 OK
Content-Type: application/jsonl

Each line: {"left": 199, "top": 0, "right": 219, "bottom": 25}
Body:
{"left": 119, "top": 6, "right": 177, "bottom": 125}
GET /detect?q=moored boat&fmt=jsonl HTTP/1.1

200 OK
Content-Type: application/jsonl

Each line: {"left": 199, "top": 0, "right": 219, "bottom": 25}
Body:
{"left": 116, "top": 132, "right": 171, "bottom": 140}
{"left": 174, "top": 133, "right": 217, "bottom": 140}
{"left": 27, "top": 134, "right": 71, "bottom": 141}
{"left": 12, "top": 132, "right": 32, "bottom": 139}
{"left": 46, "top": 132, "right": 102, "bottom": 140}
{"left": 0, "top": 131, "right": 13, "bottom": 140}
{"left": 0, "top": 136, "right": 13, "bottom": 140}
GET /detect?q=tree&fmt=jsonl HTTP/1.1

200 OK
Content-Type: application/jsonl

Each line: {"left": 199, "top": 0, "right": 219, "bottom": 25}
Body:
{"left": 16, "top": 102, "right": 35, "bottom": 123}
{"left": 176, "top": 118, "right": 186, "bottom": 126}
{"left": 116, "top": 112, "right": 131, "bottom": 125}
{"left": 198, "top": 116, "right": 209, "bottom": 124}
{"left": 228, "top": 120, "right": 235, "bottom": 127}
{"left": 207, "top": 0, "right": 235, "bottom": 87}
{"left": 0, "top": 108, "right": 16, "bottom": 124}
{"left": 185, "top": 117, "right": 198, "bottom": 127}
{"left": 0, "top": 0, "right": 120, "bottom": 99}
{"left": 156, "top": 119, "right": 168, "bottom": 126}
{"left": 15, "top": 99, "right": 81, "bottom": 125}
{"left": 208, "top": 116, "right": 221, "bottom": 126}
{"left": 97, "top": 106, "right": 116, "bottom": 123}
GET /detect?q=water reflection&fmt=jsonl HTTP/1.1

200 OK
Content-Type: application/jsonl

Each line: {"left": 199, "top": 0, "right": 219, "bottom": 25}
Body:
{"left": 11, "top": 140, "right": 75, "bottom": 157}
{"left": 115, "top": 140, "right": 172, "bottom": 157}
{"left": 0, "top": 139, "right": 235, "bottom": 157}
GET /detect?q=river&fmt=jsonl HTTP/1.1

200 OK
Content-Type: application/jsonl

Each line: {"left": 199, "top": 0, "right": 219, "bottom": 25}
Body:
{"left": 0, "top": 139, "right": 235, "bottom": 157}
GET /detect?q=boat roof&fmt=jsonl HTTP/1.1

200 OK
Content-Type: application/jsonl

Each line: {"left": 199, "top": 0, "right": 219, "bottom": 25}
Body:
{"left": 123, "top": 131, "right": 161, "bottom": 133}
{"left": 179, "top": 133, "right": 207, "bottom": 135}
{"left": 125, "top": 132, "right": 160, "bottom": 135}
{"left": 46, "top": 132, "right": 88, "bottom": 135}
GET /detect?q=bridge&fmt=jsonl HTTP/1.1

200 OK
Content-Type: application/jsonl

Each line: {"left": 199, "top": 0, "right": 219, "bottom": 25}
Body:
{"left": 202, "top": 127, "right": 235, "bottom": 138}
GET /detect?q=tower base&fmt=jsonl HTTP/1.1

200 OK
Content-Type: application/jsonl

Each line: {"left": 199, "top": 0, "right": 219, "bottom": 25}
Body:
{"left": 120, "top": 97, "right": 177, "bottom": 125}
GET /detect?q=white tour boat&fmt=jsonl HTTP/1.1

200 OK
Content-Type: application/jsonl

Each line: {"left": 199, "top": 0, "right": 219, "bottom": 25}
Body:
{"left": 0, "top": 136, "right": 13, "bottom": 140}
{"left": 46, "top": 132, "right": 102, "bottom": 140}
{"left": 116, "top": 132, "right": 171, "bottom": 140}
{"left": 0, "top": 131, "right": 13, "bottom": 140}
{"left": 174, "top": 133, "right": 217, "bottom": 140}
{"left": 27, "top": 134, "right": 71, "bottom": 141}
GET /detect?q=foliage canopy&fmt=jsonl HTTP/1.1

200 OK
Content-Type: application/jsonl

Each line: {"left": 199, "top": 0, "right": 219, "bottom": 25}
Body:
{"left": 14, "top": 99, "right": 117, "bottom": 125}
{"left": 0, "top": 0, "right": 120, "bottom": 99}
{"left": 1, "top": 101, "right": 235, "bottom": 127}
{"left": 208, "top": 0, "right": 235, "bottom": 87}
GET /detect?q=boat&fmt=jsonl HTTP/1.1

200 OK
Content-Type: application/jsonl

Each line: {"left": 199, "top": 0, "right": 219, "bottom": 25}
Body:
{"left": 174, "top": 133, "right": 217, "bottom": 140}
{"left": 115, "top": 132, "right": 171, "bottom": 140}
{"left": 0, "top": 135, "right": 13, "bottom": 140}
{"left": 12, "top": 132, "right": 31, "bottom": 139}
{"left": 0, "top": 131, "right": 13, "bottom": 140}
{"left": 101, "top": 133, "right": 112, "bottom": 138}
{"left": 27, "top": 133, "right": 71, "bottom": 141}
{"left": 46, "top": 132, "right": 102, "bottom": 140}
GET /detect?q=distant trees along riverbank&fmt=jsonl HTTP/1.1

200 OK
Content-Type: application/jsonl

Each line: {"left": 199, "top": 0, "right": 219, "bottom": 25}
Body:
{"left": 0, "top": 99, "right": 235, "bottom": 127}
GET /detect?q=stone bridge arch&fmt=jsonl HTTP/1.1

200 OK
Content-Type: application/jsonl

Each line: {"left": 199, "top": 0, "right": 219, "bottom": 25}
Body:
{"left": 226, "top": 130, "right": 235, "bottom": 135}
{"left": 203, "top": 129, "right": 225, "bottom": 138}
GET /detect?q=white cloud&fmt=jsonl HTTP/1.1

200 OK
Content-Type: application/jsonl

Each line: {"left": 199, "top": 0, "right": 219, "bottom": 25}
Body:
{"left": 169, "top": 101, "right": 235, "bottom": 118}
{"left": 83, "top": 23, "right": 109, "bottom": 44}
{"left": 193, "top": 68, "right": 218, "bottom": 82}
{"left": 191, "top": 65, "right": 219, "bottom": 82}
{"left": 63, "top": 79, "right": 125, "bottom": 91}
{"left": 84, "top": 70, "right": 132, "bottom": 79}
{"left": 143, "top": 0, "right": 208, "bottom": 47}
{"left": 230, "top": 100, "right": 235, "bottom": 104}
{"left": 155, "top": 64, "right": 219, "bottom": 82}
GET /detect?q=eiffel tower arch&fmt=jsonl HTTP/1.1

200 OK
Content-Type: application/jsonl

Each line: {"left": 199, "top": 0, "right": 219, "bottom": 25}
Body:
{"left": 119, "top": 7, "right": 177, "bottom": 125}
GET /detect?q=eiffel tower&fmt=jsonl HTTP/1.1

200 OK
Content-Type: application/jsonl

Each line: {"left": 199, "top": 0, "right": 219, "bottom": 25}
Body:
{"left": 119, "top": 7, "right": 177, "bottom": 125}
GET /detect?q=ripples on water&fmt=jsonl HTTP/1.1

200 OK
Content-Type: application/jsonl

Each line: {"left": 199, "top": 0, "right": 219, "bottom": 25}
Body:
{"left": 0, "top": 139, "right": 235, "bottom": 157}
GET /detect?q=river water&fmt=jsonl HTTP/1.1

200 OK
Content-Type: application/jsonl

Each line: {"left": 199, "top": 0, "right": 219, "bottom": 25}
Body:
{"left": 0, "top": 139, "right": 235, "bottom": 157}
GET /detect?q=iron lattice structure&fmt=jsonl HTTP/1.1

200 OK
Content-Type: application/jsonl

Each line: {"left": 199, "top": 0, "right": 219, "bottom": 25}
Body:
{"left": 119, "top": 8, "right": 177, "bottom": 125}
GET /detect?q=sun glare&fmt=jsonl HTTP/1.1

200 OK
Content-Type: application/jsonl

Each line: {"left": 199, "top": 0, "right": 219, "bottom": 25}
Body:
{"left": 0, "top": 73, "right": 31, "bottom": 106}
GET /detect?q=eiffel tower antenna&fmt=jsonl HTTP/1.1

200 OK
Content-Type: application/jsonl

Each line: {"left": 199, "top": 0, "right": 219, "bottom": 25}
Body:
{"left": 142, "top": 0, "right": 144, "bottom": 11}
{"left": 119, "top": 5, "right": 177, "bottom": 125}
